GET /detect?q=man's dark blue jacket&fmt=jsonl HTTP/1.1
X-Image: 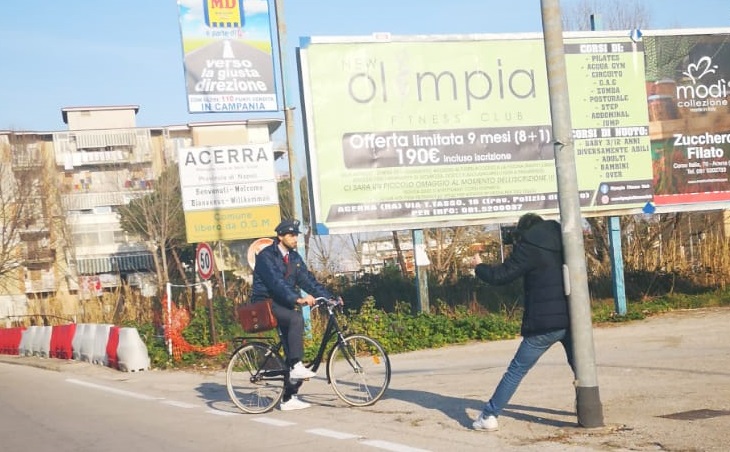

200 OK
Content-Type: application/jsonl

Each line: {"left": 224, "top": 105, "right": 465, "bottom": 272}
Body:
{"left": 251, "top": 239, "right": 332, "bottom": 309}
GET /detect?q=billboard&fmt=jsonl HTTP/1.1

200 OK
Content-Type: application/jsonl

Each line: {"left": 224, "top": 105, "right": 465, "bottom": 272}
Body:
{"left": 177, "top": 0, "right": 278, "bottom": 113}
{"left": 299, "top": 29, "right": 730, "bottom": 235}
{"left": 298, "top": 32, "right": 653, "bottom": 234}
{"left": 645, "top": 32, "right": 730, "bottom": 206}
{"left": 177, "top": 143, "right": 281, "bottom": 242}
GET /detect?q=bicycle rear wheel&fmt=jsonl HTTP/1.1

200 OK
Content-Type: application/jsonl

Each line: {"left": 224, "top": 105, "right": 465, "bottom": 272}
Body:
{"left": 327, "top": 334, "right": 391, "bottom": 406}
{"left": 226, "top": 342, "right": 286, "bottom": 414}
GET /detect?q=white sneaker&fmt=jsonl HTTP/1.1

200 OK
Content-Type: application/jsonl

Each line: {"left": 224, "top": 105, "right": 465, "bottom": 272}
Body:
{"left": 472, "top": 413, "right": 499, "bottom": 431}
{"left": 289, "top": 361, "right": 316, "bottom": 379}
{"left": 280, "top": 395, "right": 311, "bottom": 411}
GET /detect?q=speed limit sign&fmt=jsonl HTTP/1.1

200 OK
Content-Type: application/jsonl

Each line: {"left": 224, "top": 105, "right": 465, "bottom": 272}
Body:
{"left": 196, "top": 242, "right": 215, "bottom": 280}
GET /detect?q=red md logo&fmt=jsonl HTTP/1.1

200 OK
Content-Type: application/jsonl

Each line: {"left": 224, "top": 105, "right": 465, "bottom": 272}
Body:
{"left": 204, "top": 0, "right": 245, "bottom": 28}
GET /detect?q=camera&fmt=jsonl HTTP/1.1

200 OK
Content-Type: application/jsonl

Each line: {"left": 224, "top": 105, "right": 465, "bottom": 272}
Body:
{"left": 501, "top": 225, "right": 517, "bottom": 245}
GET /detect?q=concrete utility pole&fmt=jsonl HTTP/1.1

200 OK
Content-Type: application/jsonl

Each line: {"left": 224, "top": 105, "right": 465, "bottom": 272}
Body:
{"left": 539, "top": 0, "right": 604, "bottom": 428}
{"left": 273, "top": 0, "right": 301, "bottom": 221}
{"left": 273, "top": 0, "right": 311, "bottom": 327}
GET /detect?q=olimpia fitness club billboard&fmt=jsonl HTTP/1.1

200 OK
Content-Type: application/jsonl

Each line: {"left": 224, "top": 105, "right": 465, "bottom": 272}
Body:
{"left": 299, "top": 30, "right": 730, "bottom": 235}
{"left": 299, "top": 32, "right": 653, "bottom": 234}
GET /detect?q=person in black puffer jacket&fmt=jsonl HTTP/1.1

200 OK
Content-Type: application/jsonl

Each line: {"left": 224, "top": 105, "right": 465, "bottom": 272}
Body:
{"left": 471, "top": 213, "right": 575, "bottom": 432}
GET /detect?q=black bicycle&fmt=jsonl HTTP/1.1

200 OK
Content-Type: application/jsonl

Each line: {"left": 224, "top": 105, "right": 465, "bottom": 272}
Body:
{"left": 226, "top": 297, "right": 391, "bottom": 414}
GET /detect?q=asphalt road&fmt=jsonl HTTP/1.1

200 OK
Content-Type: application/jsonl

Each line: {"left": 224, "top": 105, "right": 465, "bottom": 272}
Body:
{"left": 1, "top": 307, "right": 729, "bottom": 451}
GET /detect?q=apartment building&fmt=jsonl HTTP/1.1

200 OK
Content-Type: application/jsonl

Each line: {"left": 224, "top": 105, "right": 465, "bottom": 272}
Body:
{"left": 52, "top": 106, "right": 160, "bottom": 303}
{"left": 0, "top": 131, "right": 56, "bottom": 323}
{"left": 1, "top": 106, "right": 281, "bottom": 325}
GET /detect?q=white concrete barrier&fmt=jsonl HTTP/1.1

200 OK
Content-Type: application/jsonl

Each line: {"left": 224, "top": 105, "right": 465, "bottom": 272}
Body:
{"left": 77, "top": 323, "right": 113, "bottom": 363}
{"left": 19, "top": 327, "right": 38, "bottom": 356}
{"left": 72, "top": 323, "right": 90, "bottom": 360}
{"left": 29, "top": 325, "right": 51, "bottom": 357}
{"left": 16, "top": 323, "right": 151, "bottom": 373}
{"left": 77, "top": 323, "right": 98, "bottom": 362}
{"left": 116, "top": 327, "right": 150, "bottom": 372}
{"left": 91, "top": 324, "right": 113, "bottom": 366}
{"left": 38, "top": 326, "right": 53, "bottom": 357}
{"left": 29, "top": 326, "right": 44, "bottom": 356}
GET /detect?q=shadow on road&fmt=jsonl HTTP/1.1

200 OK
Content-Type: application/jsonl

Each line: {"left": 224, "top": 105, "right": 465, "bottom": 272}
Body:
{"left": 192, "top": 378, "right": 578, "bottom": 427}
{"left": 194, "top": 382, "right": 240, "bottom": 413}
{"left": 383, "top": 388, "right": 576, "bottom": 428}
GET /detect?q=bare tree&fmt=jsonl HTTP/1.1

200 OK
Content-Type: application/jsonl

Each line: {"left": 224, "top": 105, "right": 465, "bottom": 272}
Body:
{"left": 0, "top": 133, "right": 46, "bottom": 292}
{"left": 562, "top": 0, "right": 651, "bottom": 31}
{"left": 347, "top": 233, "right": 363, "bottom": 266}
{"left": 392, "top": 231, "right": 409, "bottom": 278}
{"left": 118, "top": 164, "right": 188, "bottom": 296}
{"left": 309, "top": 234, "right": 336, "bottom": 276}
{"left": 308, "top": 232, "right": 365, "bottom": 280}
{"left": 425, "top": 226, "right": 492, "bottom": 284}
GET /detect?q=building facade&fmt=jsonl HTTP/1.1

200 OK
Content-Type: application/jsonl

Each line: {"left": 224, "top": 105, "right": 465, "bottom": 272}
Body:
{"left": 0, "top": 106, "right": 280, "bottom": 325}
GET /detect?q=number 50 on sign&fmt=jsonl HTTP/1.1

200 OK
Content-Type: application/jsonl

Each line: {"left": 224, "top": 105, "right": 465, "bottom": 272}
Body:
{"left": 196, "top": 242, "right": 215, "bottom": 280}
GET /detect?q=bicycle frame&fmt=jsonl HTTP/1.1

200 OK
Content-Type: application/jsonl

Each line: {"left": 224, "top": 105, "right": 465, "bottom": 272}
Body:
{"left": 232, "top": 299, "right": 358, "bottom": 383}
{"left": 307, "top": 302, "right": 349, "bottom": 375}
{"left": 236, "top": 339, "right": 288, "bottom": 384}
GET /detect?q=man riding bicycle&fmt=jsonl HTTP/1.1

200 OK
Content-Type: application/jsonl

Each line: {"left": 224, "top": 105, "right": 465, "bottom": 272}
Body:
{"left": 250, "top": 219, "right": 334, "bottom": 411}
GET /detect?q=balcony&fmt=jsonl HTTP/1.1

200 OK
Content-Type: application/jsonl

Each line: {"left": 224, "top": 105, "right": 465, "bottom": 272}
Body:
{"left": 19, "top": 229, "right": 50, "bottom": 240}
{"left": 63, "top": 191, "right": 125, "bottom": 210}
{"left": 23, "top": 233, "right": 54, "bottom": 264}
{"left": 25, "top": 274, "right": 56, "bottom": 294}
{"left": 75, "top": 130, "right": 138, "bottom": 149}
{"left": 64, "top": 149, "right": 131, "bottom": 167}
{"left": 24, "top": 249, "right": 55, "bottom": 264}
{"left": 75, "top": 252, "right": 154, "bottom": 275}
{"left": 53, "top": 129, "right": 153, "bottom": 168}
{"left": 11, "top": 147, "right": 43, "bottom": 170}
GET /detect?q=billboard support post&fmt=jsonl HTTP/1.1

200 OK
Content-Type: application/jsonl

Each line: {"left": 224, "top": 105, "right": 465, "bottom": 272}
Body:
{"left": 540, "top": 0, "right": 604, "bottom": 428}
{"left": 590, "top": 14, "right": 627, "bottom": 317}
{"left": 412, "top": 229, "right": 430, "bottom": 314}
{"left": 608, "top": 217, "right": 627, "bottom": 315}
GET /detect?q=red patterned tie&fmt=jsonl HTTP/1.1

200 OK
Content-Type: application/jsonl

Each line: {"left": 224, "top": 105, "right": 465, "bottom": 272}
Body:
{"left": 284, "top": 254, "right": 289, "bottom": 264}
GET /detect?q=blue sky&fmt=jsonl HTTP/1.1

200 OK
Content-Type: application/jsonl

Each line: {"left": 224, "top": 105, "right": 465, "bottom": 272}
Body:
{"left": 0, "top": 0, "right": 727, "bottom": 132}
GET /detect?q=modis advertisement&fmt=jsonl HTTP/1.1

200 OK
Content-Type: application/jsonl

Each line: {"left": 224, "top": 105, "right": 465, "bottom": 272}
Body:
{"left": 645, "top": 32, "right": 730, "bottom": 205}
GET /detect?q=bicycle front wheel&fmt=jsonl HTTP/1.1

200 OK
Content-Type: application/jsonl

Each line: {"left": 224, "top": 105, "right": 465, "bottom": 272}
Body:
{"left": 226, "top": 342, "right": 286, "bottom": 414}
{"left": 327, "top": 334, "right": 391, "bottom": 406}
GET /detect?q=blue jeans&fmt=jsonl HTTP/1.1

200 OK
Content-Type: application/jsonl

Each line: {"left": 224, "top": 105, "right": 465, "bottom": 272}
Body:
{"left": 481, "top": 328, "right": 575, "bottom": 417}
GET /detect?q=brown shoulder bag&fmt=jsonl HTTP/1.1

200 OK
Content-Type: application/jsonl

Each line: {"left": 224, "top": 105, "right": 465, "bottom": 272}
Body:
{"left": 237, "top": 299, "right": 278, "bottom": 333}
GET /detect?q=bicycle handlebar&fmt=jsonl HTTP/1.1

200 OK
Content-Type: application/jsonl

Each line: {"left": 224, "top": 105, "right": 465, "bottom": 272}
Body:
{"left": 313, "top": 296, "right": 343, "bottom": 308}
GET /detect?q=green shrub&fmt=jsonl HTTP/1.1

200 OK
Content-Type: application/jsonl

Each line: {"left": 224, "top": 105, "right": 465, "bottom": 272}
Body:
{"left": 139, "top": 284, "right": 730, "bottom": 369}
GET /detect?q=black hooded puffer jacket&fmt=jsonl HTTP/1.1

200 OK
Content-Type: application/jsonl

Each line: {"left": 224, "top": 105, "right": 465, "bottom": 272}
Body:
{"left": 475, "top": 219, "right": 570, "bottom": 336}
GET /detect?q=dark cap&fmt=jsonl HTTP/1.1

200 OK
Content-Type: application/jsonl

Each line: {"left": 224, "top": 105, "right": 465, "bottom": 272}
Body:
{"left": 275, "top": 219, "right": 301, "bottom": 235}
